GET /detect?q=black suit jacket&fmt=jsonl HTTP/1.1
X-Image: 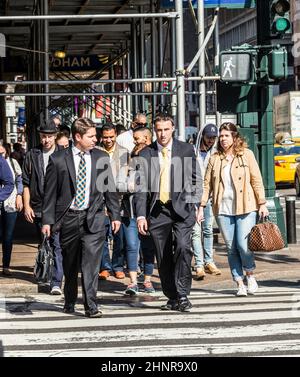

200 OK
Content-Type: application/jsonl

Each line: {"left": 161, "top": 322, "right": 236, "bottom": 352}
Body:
{"left": 135, "top": 139, "right": 202, "bottom": 220}
{"left": 42, "top": 147, "right": 121, "bottom": 234}
{"left": 22, "top": 144, "right": 62, "bottom": 215}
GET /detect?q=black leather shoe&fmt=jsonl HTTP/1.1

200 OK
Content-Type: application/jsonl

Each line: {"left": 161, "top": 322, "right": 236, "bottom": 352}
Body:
{"left": 63, "top": 303, "right": 75, "bottom": 314}
{"left": 85, "top": 309, "right": 103, "bottom": 318}
{"left": 160, "top": 299, "right": 179, "bottom": 311}
{"left": 178, "top": 297, "right": 192, "bottom": 312}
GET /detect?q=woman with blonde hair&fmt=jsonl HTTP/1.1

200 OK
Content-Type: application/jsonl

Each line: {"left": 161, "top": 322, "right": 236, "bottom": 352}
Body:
{"left": 197, "top": 123, "right": 269, "bottom": 296}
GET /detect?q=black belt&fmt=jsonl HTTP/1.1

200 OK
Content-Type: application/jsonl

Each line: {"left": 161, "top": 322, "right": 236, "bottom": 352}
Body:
{"left": 158, "top": 200, "right": 172, "bottom": 207}
{"left": 68, "top": 208, "right": 88, "bottom": 214}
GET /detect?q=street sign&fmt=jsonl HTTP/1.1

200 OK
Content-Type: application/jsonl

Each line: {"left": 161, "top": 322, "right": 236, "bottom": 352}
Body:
{"left": 160, "top": 0, "right": 255, "bottom": 8}
{"left": 220, "top": 52, "right": 253, "bottom": 82}
{"left": 49, "top": 54, "right": 108, "bottom": 72}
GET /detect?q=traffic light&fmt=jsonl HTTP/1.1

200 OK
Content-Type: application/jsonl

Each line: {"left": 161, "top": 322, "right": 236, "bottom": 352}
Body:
{"left": 270, "top": 1, "right": 291, "bottom": 37}
{"left": 220, "top": 51, "right": 256, "bottom": 83}
{"left": 162, "top": 81, "right": 170, "bottom": 92}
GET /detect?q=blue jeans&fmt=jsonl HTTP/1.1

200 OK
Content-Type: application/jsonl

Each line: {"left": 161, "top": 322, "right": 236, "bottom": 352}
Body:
{"left": 100, "top": 217, "right": 115, "bottom": 271}
{"left": 192, "top": 201, "right": 214, "bottom": 267}
{"left": 216, "top": 211, "right": 257, "bottom": 282}
{"left": 0, "top": 208, "right": 18, "bottom": 268}
{"left": 140, "top": 234, "right": 155, "bottom": 276}
{"left": 100, "top": 218, "right": 126, "bottom": 273}
{"left": 113, "top": 217, "right": 140, "bottom": 272}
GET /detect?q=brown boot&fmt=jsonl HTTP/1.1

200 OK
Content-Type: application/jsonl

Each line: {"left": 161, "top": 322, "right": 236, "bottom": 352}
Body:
{"left": 195, "top": 267, "right": 205, "bottom": 280}
{"left": 204, "top": 262, "right": 221, "bottom": 275}
{"left": 98, "top": 270, "right": 110, "bottom": 280}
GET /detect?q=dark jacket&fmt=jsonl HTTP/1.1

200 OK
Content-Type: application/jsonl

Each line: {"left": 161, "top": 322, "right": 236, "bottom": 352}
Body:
{"left": 135, "top": 138, "right": 202, "bottom": 220}
{"left": 22, "top": 145, "right": 61, "bottom": 215}
{"left": 42, "top": 147, "right": 121, "bottom": 234}
{"left": 0, "top": 155, "right": 14, "bottom": 202}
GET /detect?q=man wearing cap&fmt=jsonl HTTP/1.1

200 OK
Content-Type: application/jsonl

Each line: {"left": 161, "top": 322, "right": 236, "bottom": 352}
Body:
{"left": 192, "top": 124, "right": 221, "bottom": 280}
{"left": 23, "top": 119, "right": 64, "bottom": 295}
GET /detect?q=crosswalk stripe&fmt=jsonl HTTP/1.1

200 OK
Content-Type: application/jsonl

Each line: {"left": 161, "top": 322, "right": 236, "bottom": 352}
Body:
{"left": 1, "top": 287, "right": 300, "bottom": 356}
{"left": 4, "top": 339, "right": 300, "bottom": 357}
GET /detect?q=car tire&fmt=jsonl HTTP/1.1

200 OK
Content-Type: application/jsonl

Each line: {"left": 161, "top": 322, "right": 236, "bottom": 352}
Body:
{"left": 295, "top": 176, "right": 300, "bottom": 197}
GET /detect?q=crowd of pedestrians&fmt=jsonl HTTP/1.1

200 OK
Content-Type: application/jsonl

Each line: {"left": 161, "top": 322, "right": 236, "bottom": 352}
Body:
{"left": 0, "top": 113, "right": 269, "bottom": 316}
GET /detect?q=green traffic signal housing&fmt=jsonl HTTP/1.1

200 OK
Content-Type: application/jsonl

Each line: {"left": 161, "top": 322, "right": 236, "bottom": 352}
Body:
{"left": 268, "top": 46, "right": 288, "bottom": 80}
{"left": 220, "top": 51, "right": 256, "bottom": 83}
{"left": 271, "top": 0, "right": 291, "bottom": 35}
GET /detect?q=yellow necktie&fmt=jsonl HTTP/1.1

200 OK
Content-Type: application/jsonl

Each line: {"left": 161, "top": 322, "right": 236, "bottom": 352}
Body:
{"left": 160, "top": 147, "right": 170, "bottom": 203}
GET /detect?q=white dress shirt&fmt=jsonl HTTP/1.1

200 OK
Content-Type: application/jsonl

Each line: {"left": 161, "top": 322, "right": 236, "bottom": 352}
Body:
{"left": 70, "top": 146, "right": 92, "bottom": 210}
{"left": 116, "top": 129, "right": 135, "bottom": 153}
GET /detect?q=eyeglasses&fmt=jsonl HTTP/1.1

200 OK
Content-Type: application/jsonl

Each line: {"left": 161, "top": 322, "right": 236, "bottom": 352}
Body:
{"left": 134, "top": 122, "right": 147, "bottom": 127}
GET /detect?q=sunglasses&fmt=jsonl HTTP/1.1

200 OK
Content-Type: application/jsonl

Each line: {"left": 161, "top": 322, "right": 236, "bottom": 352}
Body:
{"left": 135, "top": 122, "right": 147, "bottom": 127}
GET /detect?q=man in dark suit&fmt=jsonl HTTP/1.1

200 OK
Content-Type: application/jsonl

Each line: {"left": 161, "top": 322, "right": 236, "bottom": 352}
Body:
{"left": 42, "top": 118, "right": 121, "bottom": 318}
{"left": 136, "top": 114, "right": 201, "bottom": 312}
{"left": 22, "top": 119, "right": 63, "bottom": 295}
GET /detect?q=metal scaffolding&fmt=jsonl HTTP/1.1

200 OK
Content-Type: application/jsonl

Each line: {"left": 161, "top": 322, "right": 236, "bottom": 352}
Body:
{"left": 0, "top": 0, "right": 220, "bottom": 144}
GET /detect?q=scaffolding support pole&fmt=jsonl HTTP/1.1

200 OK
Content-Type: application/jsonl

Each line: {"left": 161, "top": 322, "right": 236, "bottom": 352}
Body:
{"left": 175, "top": 0, "right": 186, "bottom": 141}
{"left": 214, "top": 9, "right": 221, "bottom": 128}
{"left": 151, "top": 0, "right": 157, "bottom": 118}
{"left": 43, "top": 0, "right": 49, "bottom": 120}
{"left": 198, "top": 0, "right": 206, "bottom": 130}
{"left": 0, "top": 13, "right": 178, "bottom": 21}
{"left": 0, "top": 92, "right": 183, "bottom": 97}
{"left": 170, "top": 17, "right": 177, "bottom": 123}
{"left": 139, "top": 5, "right": 145, "bottom": 112}
{"left": 0, "top": 76, "right": 220, "bottom": 85}
{"left": 131, "top": 20, "right": 138, "bottom": 114}
{"left": 158, "top": 17, "right": 165, "bottom": 110}
{"left": 126, "top": 41, "right": 132, "bottom": 128}
{"left": 110, "top": 65, "right": 115, "bottom": 123}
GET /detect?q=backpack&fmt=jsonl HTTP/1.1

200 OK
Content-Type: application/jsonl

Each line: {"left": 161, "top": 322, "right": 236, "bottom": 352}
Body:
{"left": 33, "top": 236, "right": 54, "bottom": 284}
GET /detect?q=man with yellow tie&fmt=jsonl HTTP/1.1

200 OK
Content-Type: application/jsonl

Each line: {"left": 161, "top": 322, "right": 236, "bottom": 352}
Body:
{"left": 136, "top": 114, "right": 201, "bottom": 312}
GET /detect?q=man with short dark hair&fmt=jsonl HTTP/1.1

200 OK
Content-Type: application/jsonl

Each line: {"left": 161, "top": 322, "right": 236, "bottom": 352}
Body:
{"left": 98, "top": 122, "right": 129, "bottom": 281}
{"left": 192, "top": 124, "right": 221, "bottom": 280}
{"left": 136, "top": 114, "right": 201, "bottom": 312}
{"left": 99, "top": 123, "right": 141, "bottom": 295}
{"left": 22, "top": 119, "right": 63, "bottom": 295}
{"left": 133, "top": 127, "right": 152, "bottom": 147}
{"left": 42, "top": 118, "right": 121, "bottom": 317}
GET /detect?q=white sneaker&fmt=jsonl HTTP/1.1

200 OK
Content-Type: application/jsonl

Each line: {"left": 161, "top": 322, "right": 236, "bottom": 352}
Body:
{"left": 51, "top": 286, "right": 62, "bottom": 295}
{"left": 247, "top": 275, "right": 258, "bottom": 295}
{"left": 236, "top": 284, "right": 248, "bottom": 297}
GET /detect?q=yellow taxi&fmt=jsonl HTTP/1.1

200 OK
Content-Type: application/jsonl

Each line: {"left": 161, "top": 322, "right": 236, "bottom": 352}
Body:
{"left": 274, "top": 141, "right": 300, "bottom": 185}
{"left": 294, "top": 155, "right": 300, "bottom": 196}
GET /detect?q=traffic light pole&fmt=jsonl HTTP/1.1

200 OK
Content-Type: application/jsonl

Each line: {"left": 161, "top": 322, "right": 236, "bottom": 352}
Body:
{"left": 257, "top": 2, "right": 287, "bottom": 244}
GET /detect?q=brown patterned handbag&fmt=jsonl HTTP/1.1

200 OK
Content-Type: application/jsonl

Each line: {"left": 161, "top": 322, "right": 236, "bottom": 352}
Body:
{"left": 248, "top": 217, "right": 285, "bottom": 252}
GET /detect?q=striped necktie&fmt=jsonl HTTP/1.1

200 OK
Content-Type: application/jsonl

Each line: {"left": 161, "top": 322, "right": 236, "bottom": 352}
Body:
{"left": 74, "top": 151, "right": 86, "bottom": 208}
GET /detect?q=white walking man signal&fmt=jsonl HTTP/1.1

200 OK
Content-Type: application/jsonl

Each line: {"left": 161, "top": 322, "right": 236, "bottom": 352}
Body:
{"left": 223, "top": 57, "right": 236, "bottom": 78}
